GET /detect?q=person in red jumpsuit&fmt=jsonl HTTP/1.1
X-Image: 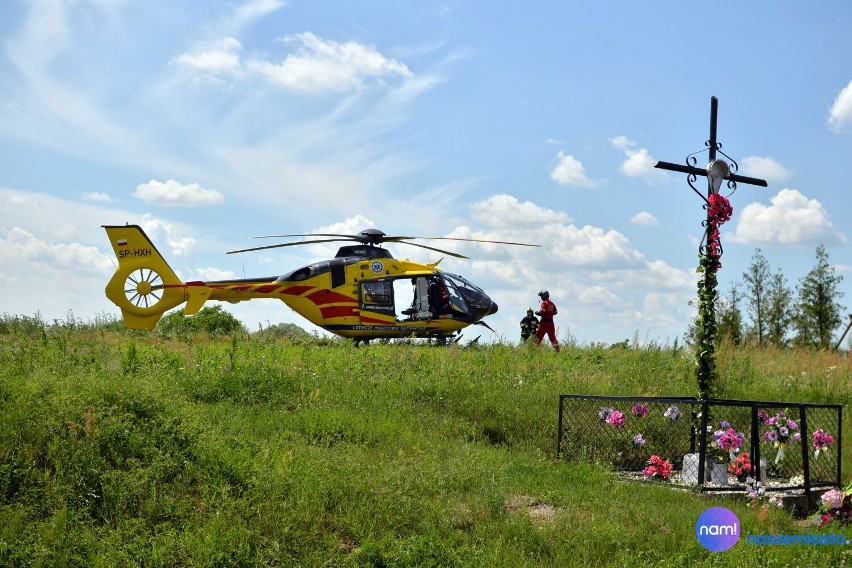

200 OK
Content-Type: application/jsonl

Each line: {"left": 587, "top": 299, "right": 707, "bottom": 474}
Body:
{"left": 534, "top": 290, "right": 560, "bottom": 351}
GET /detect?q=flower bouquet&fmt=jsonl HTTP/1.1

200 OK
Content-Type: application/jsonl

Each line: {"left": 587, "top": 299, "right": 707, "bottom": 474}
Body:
{"left": 598, "top": 407, "right": 626, "bottom": 430}
{"left": 663, "top": 405, "right": 682, "bottom": 421}
{"left": 727, "top": 452, "right": 753, "bottom": 482}
{"left": 812, "top": 483, "right": 851, "bottom": 528}
{"left": 760, "top": 410, "right": 800, "bottom": 464}
{"left": 631, "top": 403, "right": 650, "bottom": 418}
{"left": 709, "top": 421, "right": 745, "bottom": 463}
{"left": 642, "top": 455, "right": 672, "bottom": 481}
{"left": 812, "top": 429, "right": 835, "bottom": 459}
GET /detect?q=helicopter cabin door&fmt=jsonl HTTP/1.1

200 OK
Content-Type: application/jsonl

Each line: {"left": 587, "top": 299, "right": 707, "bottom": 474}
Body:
{"left": 358, "top": 279, "right": 395, "bottom": 321}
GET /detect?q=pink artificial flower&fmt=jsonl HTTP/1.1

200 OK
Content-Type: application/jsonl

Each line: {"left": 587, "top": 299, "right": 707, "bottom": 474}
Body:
{"left": 631, "top": 403, "right": 650, "bottom": 418}
{"left": 607, "top": 410, "right": 625, "bottom": 430}
{"left": 813, "top": 429, "right": 835, "bottom": 450}
{"left": 822, "top": 489, "right": 844, "bottom": 510}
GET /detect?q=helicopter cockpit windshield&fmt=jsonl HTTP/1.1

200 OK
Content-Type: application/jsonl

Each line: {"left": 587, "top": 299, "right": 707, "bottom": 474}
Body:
{"left": 441, "top": 272, "right": 498, "bottom": 318}
{"left": 368, "top": 273, "right": 497, "bottom": 323}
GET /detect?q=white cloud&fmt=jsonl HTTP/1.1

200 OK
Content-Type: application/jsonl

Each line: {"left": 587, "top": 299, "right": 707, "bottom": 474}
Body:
{"left": 828, "top": 79, "right": 852, "bottom": 133}
{"left": 0, "top": 226, "right": 113, "bottom": 272}
{"left": 171, "top": 32, "right": 412, "bottom": 94}
{"left": 169, "top": 37, "right": 244, "bottom": 76}
{"left": 232, "top": 0, "right": 286, "bottom": 29}
{"left": 133, "top": 179, "right": 224, "bottom": 206}
{"left": 731, "top": 188, "right": 846, "bottom": 246}
{"left": 550, "top": 151, "right": 599, "bottom": 188}
{"left": 0, "top": 226, "right": 118, "bottom": 320}
{"left": 82, "top": 192, "right": 114, "bottom": 202}
{"left": 740, "top": 156, "right": 792, "bottom": 182}
{"left": 547, "top": 224, "right": 646, "bottom": 269}
{"left": 193, "top": 267, "right": 238, "bottom": 281}
{"left": 247, "top": 32, "right": 412, "bottom": 93}
{"left": 611, "top": 135, "right": 666, "bottom": 184}
{"left": 630, "top": 211, "right": 659, "bottom": 226}
{"left": 138, "top": 213, "right": 199, "bottom": 257}
{"left": 469, "top": 194, "right": 571, "bottom": 227}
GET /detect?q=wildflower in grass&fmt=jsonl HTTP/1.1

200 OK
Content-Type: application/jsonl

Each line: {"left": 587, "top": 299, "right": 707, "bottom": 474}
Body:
{"left": 663, "top": 405, "right": 681, "bottom": 421}
{"left": 812, "top": 429, "right": 835, "bottom": 458}
{"left": 745, "top": 477, "right": 766, "bottom": 501}
{"left": 631, "top": 403, "right": 649, "bottom": 418}
{"left": 606, "top": 410, "right": 625, "bottom": 430}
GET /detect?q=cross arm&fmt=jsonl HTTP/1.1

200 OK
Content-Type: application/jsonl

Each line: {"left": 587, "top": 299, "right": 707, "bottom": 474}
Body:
{"left": 654, "top": 160, "right": 768, "bottom": 188}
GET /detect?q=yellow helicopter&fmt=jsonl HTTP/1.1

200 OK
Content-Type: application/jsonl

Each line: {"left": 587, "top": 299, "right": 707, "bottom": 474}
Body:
{"left": 103, "top": 224, "right": 538, "bottom": 343}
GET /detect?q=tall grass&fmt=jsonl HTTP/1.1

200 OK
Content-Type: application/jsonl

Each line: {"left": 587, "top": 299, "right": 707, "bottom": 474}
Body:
{"left": 0, "top": 318, "right": 848, "bottom": 566}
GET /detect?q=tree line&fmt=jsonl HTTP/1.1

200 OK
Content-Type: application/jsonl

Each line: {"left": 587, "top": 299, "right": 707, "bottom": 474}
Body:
{"left": 715, "top": 245, "right": 847, "bottom": 349}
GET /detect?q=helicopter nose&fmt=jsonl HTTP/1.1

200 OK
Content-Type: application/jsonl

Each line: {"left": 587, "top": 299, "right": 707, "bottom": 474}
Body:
{"left": 489, "top": 300, "right": 498, "bottom": 315}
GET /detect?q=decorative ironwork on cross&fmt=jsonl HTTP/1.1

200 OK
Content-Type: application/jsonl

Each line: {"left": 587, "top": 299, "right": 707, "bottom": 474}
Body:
{"left": 653, "top": 96, "right": 767, "bottom": 399}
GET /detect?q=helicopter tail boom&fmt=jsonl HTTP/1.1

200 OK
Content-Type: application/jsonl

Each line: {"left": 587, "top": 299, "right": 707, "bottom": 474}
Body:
{"left": 103, "top": 224, "right": 188, "bottom": 330}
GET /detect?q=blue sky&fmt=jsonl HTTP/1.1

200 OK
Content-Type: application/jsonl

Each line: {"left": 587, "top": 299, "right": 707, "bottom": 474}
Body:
{"left": 1, "top": 0, "right": 850, "bottom": 346}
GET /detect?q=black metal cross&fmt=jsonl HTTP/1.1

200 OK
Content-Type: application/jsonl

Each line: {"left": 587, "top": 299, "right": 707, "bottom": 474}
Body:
{"left": 654, "top": 96, "right": 767, "bottom": 194}
{"left": 652, "top": 96, "right": 768, "bottom": 400}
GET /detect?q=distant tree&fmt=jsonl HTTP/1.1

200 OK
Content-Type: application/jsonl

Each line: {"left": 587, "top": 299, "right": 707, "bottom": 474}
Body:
{"left": 157, "top": 305, "right": 245, "bottom": 337}
{"left": 792, "top": 245, "right": 845, "bottom": 349}
{"left": 716, "top": 283, "right": 744, "bottom": 345}
{"left": 254, "top": 322, "right": 311, "bottom": 340}
{"left": 742, "top": 249, "right": 771, "bottom": 344}
{"left": 764, "top": 270, "right": 793, "bottom": 347}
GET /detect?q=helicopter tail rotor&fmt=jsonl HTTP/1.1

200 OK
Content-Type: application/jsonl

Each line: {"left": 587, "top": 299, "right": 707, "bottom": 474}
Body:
{"left": 103, "top": 225, "right": 190, "bottom": 330}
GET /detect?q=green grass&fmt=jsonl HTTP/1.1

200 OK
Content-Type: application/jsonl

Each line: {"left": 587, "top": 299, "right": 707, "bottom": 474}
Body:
{"left": 0, "top": 320, "right": 849, "bottom": 566}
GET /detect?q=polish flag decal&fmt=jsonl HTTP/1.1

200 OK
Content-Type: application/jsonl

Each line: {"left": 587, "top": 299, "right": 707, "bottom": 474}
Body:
{"left": 117, "top": 239, "right": 128, "bottom": 247}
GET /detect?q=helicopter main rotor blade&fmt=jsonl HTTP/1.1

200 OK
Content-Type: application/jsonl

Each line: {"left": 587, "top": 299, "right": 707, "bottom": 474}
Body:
{"left": 226, "top": 237, "right": 353, "bottom": 254}
{"left": 397, "top": 241, "right": 469, "bottom": 259}
{"left": 419, "top": 236, "right": 540, "bottom": 247}
{"left": 251, "top": 233, "right": 358, "bottom": 239}
{"left": 233, "top": 229, "right": 539, "bottom": 255}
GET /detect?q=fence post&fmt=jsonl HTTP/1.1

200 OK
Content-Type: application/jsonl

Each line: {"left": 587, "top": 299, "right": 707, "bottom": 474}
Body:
{"left": 697, "top": 399, "right": 709, "bottom": 488}
{"left": 837, "top": 406, "right": 844, "bottom": 487}
{"left": 799, "top": 405, "right": 811, "bottom": 500}
{"left": 750, "top": 403, "right": 760, "bottom": 482}
{"left": 557, "top": 395, "right": 565, "bottom": 457}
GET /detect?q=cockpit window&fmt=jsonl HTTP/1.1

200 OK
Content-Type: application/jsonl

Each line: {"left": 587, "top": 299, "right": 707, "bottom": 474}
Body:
{"left": 437, "top": 274, "right": 469, "bottom": 315}
{"left": 361, "top": 280, "right": 393, "bottom": 306}
{"left": 442, "top": 273, "right": 489, "bottom": 310}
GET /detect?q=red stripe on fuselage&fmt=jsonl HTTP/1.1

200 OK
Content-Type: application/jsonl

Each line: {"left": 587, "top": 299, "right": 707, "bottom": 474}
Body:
{"left": 281, "top": 285, "right": 314, "bottom": 296}
{"left": 307, "top": 290, "right": 356, "bottom": 306}
{"left": 320, "top": 305, "right": 358, "bottom": 319}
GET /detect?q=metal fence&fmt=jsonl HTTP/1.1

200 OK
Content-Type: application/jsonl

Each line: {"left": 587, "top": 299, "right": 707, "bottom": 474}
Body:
{"left": 557, "top": 395, "right": 842, "bottom": 497}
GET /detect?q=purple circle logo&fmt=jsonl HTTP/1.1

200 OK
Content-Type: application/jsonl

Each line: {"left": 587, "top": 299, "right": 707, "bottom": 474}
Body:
{"left": 696, "top": 507, "right": 740, "bottom": 552}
